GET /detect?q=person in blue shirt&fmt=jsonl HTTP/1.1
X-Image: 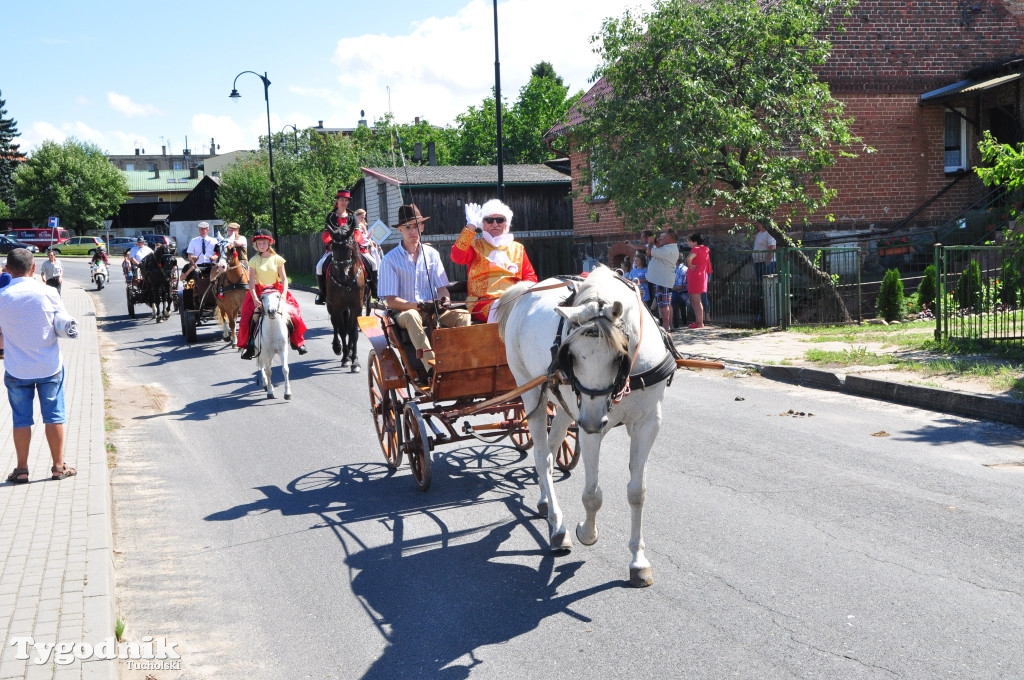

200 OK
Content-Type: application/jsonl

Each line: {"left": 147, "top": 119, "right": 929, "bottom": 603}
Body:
{"left": 627, "top": 252, "right": 650, "bottom": 305}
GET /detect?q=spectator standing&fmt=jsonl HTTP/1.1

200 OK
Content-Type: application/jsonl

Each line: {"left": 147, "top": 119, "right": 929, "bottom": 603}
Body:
{"left": 645, "top": 229, "right": 680, "bottom": 331}
{"left": 685, "top": 233, "right": 712, "bottom": 328}
{"left": 672, "top": 255, "right": 689, "bottom": 328}
{"left": 752, "top": 223, "right": 777, "bottom": 277}
{"left": 0, "top": 248, "right": 76, "bottom": 483}
{"left": 40, "top": 249, "right": 63, "bottom": 295}
{"left": 627, "top": 252, "right": 651, "bottom": 305}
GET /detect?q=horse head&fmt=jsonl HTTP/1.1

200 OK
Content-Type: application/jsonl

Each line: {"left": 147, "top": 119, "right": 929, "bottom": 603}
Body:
{"left": 260, "top": 288, "right": 285, "bottom": 319}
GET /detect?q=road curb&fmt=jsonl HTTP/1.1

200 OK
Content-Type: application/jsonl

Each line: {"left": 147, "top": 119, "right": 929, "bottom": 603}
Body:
{"left": 757, "top": 365, "right": 1024, "bottom": 426}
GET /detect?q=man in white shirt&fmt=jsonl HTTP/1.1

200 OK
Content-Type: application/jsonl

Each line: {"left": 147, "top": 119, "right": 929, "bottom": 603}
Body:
{"left": 128, "top": 236, "right": 153, "bottom": 280}
{"left": 752, "top": 223, "right": 777, "bottom": 277}
{"left": 182, "top": 222, "right": 219, "bottom": 280}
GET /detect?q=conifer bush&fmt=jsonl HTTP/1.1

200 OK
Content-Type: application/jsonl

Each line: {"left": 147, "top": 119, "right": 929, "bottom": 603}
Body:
{"left": 917, "top": 264, "right": 937, "bottom": 310}
{"left": 956, "top": 260, "right": 983, "bottom": 311}
{"left": 876, "top": 268, "right": 905, "bottom": 322}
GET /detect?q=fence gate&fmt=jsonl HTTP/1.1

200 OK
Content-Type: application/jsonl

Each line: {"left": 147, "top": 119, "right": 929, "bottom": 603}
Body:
{"left": 934, "top": 244, "right": 1024, "bottom": 345}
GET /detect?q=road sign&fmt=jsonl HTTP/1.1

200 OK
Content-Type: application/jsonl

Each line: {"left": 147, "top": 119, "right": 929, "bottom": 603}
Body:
{"left": 48, "top": 216, "right": 59, "bottom": 228}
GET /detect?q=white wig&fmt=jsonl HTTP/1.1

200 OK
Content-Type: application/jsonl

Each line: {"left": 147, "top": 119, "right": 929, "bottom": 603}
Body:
{"left": 479, "top": 199, "right": 513, "bottom": 234}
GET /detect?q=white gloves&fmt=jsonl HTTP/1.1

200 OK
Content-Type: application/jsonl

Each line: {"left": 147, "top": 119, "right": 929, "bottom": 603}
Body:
{"left": 465, "top": 202, "right": 483, "bottom": 229}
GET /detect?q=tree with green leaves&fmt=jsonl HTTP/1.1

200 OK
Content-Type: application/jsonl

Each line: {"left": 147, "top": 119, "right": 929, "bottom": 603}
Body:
{"left": 352, "top": 114, "right": 457, "bottom": 168}
{"left": 215, "top": 152, "right": 273, "bottom": 233}
{"left": 572, "top": 0, "right": 861, "bottom": 319}
{"left": 14, "top": 139, "right": 129, "bottom": 233}
{"left": 975, "top": 129, "right": 1024, "bottom": 306}
{"left": 0, "top": 91, "right": 22, "bottom": 211}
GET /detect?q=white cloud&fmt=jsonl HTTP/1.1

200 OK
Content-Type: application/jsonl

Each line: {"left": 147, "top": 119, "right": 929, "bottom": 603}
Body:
{"left": 328, "top": 0, "right": 654, "bottom": 127}
{"left": 107, "top": 92, "right": 162, "bottom": 118}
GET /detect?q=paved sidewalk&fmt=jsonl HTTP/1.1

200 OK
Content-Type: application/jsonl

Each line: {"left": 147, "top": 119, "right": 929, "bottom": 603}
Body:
{"left": 0, "top": 282, "right": 116, "bottom": 680}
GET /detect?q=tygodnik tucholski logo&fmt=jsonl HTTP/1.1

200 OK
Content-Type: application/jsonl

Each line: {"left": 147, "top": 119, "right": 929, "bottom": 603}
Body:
{"left": 9, "top": 635, "right": 181, "bottom": 668}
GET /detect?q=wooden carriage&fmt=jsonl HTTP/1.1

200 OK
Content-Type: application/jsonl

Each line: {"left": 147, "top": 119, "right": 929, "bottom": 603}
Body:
{"left": 358, "top": 312, "right": 580, "bottom": 491}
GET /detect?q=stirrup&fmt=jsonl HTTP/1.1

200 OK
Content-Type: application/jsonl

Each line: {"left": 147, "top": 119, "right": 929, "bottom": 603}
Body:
{"left": 241, "top": 345, "right": 256, "bottom": 360}
{"left": 314, "top": 294, "right": 325, "bottom": 305}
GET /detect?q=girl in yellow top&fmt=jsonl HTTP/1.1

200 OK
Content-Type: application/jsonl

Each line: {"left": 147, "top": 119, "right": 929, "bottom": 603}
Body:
{"left": 238, "top": 230, "right": 308, "bottom": 359}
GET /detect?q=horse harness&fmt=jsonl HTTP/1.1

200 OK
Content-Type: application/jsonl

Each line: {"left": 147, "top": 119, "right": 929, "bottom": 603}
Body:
{"left": 328, "top": 232, "right": 365, "bottom": 289}
{"left": 539, "top": 275, "right": 679, "bottom": 416}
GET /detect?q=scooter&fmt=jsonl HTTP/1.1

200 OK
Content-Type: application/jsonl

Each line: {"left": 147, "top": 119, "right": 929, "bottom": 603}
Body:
{"left": 90, "top": 260, "right": 108, "bottom": 290}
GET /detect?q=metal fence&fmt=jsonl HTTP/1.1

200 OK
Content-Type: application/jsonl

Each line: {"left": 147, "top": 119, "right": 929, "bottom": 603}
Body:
{"left": 709, "top": 247, "right": 862, "bottom": 329}
{"left": 935, "top": 244, "right": 1024, "bottom": 346}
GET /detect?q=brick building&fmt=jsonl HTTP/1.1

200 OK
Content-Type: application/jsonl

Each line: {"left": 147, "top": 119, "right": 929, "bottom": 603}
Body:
{"left": 546, "top": 0, "right": 1024, "bottom": 266}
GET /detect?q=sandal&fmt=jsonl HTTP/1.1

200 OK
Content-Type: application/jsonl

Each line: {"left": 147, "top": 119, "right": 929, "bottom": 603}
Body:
{"left": 51, "top": 464, "right": 77, "bottom": 480}
{"left": 7, "top": 467, "right": 29, "bottom": 484}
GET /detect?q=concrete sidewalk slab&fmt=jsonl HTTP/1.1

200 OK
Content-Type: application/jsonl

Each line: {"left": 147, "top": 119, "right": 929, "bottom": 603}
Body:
{"left": 0, "top": 282, "right": 116, "bottom": 680}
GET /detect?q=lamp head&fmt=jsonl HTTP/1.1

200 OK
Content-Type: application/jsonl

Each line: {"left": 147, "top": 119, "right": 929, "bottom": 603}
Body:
{"left": 229, "top": 89, "right": 241, "bottom": 101}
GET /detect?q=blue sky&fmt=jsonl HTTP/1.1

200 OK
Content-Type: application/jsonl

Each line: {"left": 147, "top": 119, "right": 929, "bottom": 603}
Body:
{"left": 6, "top": 0, "right": 654, "bottom": 157}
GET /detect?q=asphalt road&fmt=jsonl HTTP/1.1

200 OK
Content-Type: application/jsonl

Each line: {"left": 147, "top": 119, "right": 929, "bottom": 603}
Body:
{"left": 64, "top": 258, "right": 1024, "bottom": 680}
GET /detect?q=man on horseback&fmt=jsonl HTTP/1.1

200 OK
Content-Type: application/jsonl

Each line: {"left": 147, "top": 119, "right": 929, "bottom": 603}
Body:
{"left": 315, "top": 189, "right": 356, "bottom": 305}
{"left": 378, "top": 204, "right": 470, "bottom": 365}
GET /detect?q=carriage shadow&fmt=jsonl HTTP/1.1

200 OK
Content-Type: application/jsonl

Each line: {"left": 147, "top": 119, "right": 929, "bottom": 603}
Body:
{"left": 205, "top": 450, "right": 621, "bottom": 678}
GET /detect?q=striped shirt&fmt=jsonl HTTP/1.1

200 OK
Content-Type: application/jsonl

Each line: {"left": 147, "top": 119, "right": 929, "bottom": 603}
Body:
{"left": 378, "top": 243, "right": 450, "bottom": 302}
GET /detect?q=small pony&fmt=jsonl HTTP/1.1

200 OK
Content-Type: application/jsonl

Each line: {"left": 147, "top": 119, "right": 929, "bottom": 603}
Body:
{"left": 211, "top": 243, "right": 249, "bottom": 344}
{"left": 496, "top": 265, "right": 678, "bottom": 587}
{"left": 255, "top": 288, "right": 293, "bottom": 400}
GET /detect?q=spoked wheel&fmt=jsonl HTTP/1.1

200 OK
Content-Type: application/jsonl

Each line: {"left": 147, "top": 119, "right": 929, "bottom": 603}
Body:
{"left": 508, "top": 402, "right": 532, "bottom": 452}
{"left": 368, "top": 350, "right": 402, "bottom": 469}
{"left": 402, "top": 402, "right": 432, "bottom": 491}
{"left": 126, "top": 287, "right": 136, "bottom": 319}
{"left": 547, "top": 409, "right": 581, "bottom": 472}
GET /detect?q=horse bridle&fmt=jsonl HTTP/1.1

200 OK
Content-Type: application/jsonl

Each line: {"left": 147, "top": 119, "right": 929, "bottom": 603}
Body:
{"left": 548, "top": 302, "right": 634, "bottom": 414}
{"left": 329, "top": 235, "right": 364, "bottom": 289}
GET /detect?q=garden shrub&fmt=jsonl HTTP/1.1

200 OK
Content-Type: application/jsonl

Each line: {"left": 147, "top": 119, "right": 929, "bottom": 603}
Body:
{"left": 876, "top": 268, "right": 905, "bottom": 322}
{"left": 1001, "top": 258, "right": 1022, "bottom": 307}
{"left": 956, "top": 260, "right": 983, "bottom": 311}
{"left": 917, "top": 264, "right": 937, "bottom": 310}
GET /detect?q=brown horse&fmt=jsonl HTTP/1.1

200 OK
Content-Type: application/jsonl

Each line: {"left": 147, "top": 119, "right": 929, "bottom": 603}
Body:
{"left": 211, "top": 243, "right": 249, "bottom": 345}
{"left": 326, "top": 234, "right": 366, "bottom": 371}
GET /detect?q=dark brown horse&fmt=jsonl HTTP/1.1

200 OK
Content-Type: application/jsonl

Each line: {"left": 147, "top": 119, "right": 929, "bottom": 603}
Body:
{"left": 140, "top": 244, "right": 177, "bottom": 322}
{"left": 326, "top": 234, "right": 366, "bottom": 371}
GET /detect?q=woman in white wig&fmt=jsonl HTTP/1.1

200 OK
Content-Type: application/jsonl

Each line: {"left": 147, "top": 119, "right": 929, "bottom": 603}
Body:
{"left": 450, "top": 198, "right": 538, "bottom": 322}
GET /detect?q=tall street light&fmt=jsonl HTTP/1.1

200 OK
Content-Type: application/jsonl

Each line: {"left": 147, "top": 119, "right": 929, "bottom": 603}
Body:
{"left": 229, "top": 71, "right": 278, "bottom": 244}
{"left": 493, "top": 0, "right": 504, "bottom": 200}
{"left": 282, "top": 124, "right": 299, "bottom": 154}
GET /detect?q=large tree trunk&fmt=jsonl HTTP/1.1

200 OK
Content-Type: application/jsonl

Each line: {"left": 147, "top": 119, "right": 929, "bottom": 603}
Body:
{"left": 767, "top": 225, "right": 853, "bottom": 324}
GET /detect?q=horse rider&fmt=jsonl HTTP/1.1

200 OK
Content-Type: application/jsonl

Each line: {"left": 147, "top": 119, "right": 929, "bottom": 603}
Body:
{"left": 181, "top": 221, "right": 219, "bottom": 282}
{"left": 128, "top": 236, "right": 153, "bottom": 282}
{"left": 451, "top": 198, "right": 538, "bottom": 323}
{"left": 378, "top": 204, "right": 470, "bottom": 367}
{"left": 353, "top": 208, "right": 380, "bottom": 299}
{"left": 238, "top": 229, "right": 309, "bottom": 360}
{"left": 315, "top": 188, "right": 357, "bottom": 305}
{"left": 222, "top": 222, "right": 248, "bottom": 253}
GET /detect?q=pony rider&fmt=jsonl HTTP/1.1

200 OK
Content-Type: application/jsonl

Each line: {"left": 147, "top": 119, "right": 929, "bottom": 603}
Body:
{"left": 238, "top": 229, "right": 308, "bottom": 359}
{"left": 450, "top": 198, "right": 538, "bottom": 323}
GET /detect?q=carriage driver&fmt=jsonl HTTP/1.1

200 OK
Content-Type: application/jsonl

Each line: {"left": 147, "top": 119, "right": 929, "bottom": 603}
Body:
{"left": 128, "top": 236, "right": 153, "bottom": 281}
{"left": 378, "top": 204, "right": 470, "bottom": 366}
{"left": 181, "top": 221, "right": 220, "bottom": 281}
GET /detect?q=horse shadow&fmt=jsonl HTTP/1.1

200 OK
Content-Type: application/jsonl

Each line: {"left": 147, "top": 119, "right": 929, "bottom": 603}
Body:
{"left": 205, "top": 450, "right": 621, "bottom": 678}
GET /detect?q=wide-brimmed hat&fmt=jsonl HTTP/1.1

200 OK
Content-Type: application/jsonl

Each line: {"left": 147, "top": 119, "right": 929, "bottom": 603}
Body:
{"left": 392, "top": 204, "right": 430, "bottom": 229}
{"left": 252, "top": 229, "right": 274, "bottom": 244}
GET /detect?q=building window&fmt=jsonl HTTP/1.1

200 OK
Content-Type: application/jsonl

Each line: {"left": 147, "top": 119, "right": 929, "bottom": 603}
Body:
{"left": 146, "top": 163, "right": 156, "bottom": 172}
{"left": 173, "top": 162, "right": 183, "bottom": 171}
{"left": 944, "top": 109, "right": 967, "bottom": 172}
{"left": 377, "top": 181, "right": 388, "bottom": 222}
{"left": 125, "top": 163, "right": 134, "bottom": 171}
{"left": 589, "top": 157, "right": 607, "bottom": 201}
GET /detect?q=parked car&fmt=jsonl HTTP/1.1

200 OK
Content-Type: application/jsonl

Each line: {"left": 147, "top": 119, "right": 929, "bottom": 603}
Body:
{"left": 106, "top": 236, "right": 136, "bottom": 252}
{"left": 0, "top": 234, "right": 40, "bottom": 254}
{"left": 141, "top": 233, "right": 177, "bottom": 253}
{"left": 49, "top": 235, "right": 105, "bottom": 256}
{"left": 9, "top": 227, "right": 70, "bottom": 251}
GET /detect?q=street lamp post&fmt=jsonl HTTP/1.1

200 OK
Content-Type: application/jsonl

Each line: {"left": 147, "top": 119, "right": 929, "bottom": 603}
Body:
{"left": 229, "top": 71, "right": 278, "bottom": 244}
{"left": 492, "top": 0, "right": 504, "bottom": 201}
{"left": 282, "top": 124, "right": 299, "bottom": 154}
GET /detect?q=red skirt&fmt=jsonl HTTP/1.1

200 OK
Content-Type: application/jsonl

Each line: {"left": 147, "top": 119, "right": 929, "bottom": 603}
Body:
{"left": 237, "top": 282, "right": 307, "bottom": 348}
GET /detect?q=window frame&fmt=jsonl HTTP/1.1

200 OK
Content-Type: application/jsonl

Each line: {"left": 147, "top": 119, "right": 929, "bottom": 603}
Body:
{"left": 944, "top": 107, "right": 968, "bottom": 173}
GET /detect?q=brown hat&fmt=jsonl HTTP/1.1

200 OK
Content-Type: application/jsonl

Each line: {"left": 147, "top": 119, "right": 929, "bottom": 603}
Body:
{"left": 392, "top": 204, "right": 430, "bottom": 229}
{"left": 227, "top": 222, "right": 240, "bottom": 232}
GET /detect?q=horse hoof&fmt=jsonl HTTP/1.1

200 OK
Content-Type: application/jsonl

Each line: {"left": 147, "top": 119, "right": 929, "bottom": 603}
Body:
{"left": 284, "top": 394, "right": 292, "bottom": 401}
{"left": 332, "top": 345, "right": 342, "bottom": 356}
{"left": 575, "top": 523, "right": 598, "bottom": 547}
{"left": 629, "top": 567, "right": 654, "bottom": 588}
{"left": 341, "top": 358, "right": 350, "bottom": 367}
{"left": 550, "top": 531, "right": 572, "bottom": 552}
{"left": 537, "top": 501, "right": 549, "bottom": 517}
{"left": 266, "top": 394, "right": 275, "bottom": 399}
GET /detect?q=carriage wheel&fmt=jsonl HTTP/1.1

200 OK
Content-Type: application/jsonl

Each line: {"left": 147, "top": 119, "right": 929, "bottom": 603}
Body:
{"left": 368, "top": 350, "right": 402, "bottom": 469}
{"left": 183, "top": 310, "right": 198, "bottom": 343}
{"left": 508, "top": 403, "right": 533, "bottom": 452}
{"left": 126, "top": 287, "right": 136, "bottom": 319}
{"left": 402, "top": 402, "right": 432, "bottom": 491}
{"left": 554, "top": 424, "right": 581, "bottom": 472}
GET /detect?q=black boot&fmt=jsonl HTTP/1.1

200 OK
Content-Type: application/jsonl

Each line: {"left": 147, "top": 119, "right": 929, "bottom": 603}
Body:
{"left": 241, "top": 343, "right": 256, "bottom": 360}
{"left": 315, "top": 274, "right": 326, "bottom": 305}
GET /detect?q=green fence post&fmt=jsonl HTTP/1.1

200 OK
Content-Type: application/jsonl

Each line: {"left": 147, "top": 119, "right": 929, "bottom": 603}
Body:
{"left": 934, "top": 243, "right": 943, "bottom": 343}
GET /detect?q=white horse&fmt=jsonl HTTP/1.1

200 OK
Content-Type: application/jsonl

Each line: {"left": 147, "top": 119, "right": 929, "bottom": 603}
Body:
{"left": 497, "top": 265, "right": 677, "bottom": 587}
{"left": 256, "top": 288, "right": 292, "bottom": 400}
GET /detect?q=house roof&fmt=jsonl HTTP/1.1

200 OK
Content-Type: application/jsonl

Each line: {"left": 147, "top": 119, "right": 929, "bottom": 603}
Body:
{"left": 361, "top": 164, "right": 570, "bottom": 187}
{"left": 920, "top": 57, "right": 1024, "bottom": 105}
{"left": 121, "top": 170, "right": 204, "bottom": 193}
{"left": 544, "top": 77, "right": 611, "bottom": 140}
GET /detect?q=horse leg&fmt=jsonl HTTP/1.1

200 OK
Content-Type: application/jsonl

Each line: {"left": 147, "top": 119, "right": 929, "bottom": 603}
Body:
{"left": 348, "top": 317, "right": 360, "bottom": 373}
{"left": 624, "top": 407, "right": 662, "bottom": 588}
{"left": 527, "top": 391, "right": 571, "bottom": 551}
{"left": 261, "top": 355, "right": 275, "bottom": 399}
{"left": 281, "top": 347, "right": 292, "bottom": 400}
{"left": 575, "top": 430, "right": 604, "bottom": 548}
